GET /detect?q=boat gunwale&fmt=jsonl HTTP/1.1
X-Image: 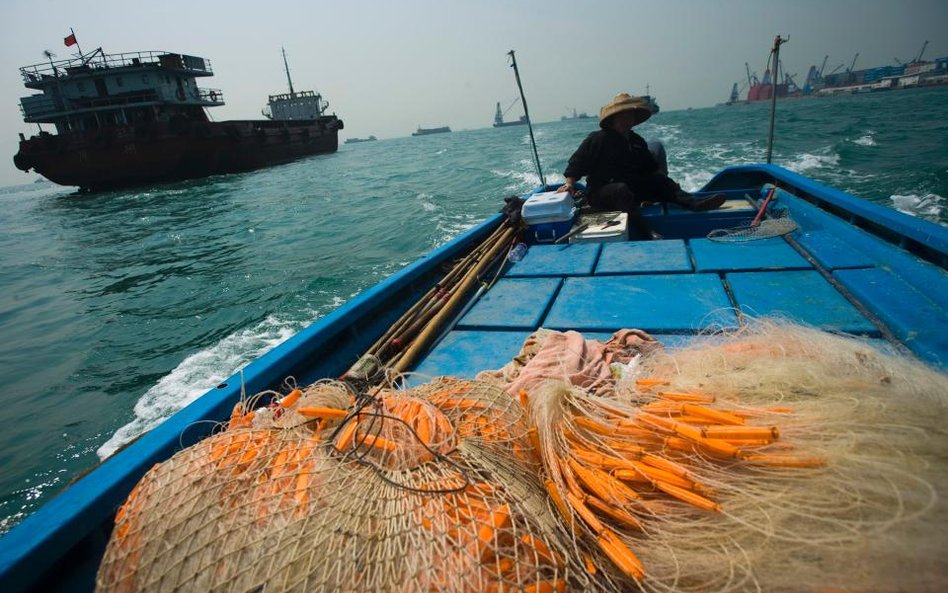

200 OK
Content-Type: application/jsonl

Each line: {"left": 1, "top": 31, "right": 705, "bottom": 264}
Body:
{"left": 704, "top": 164, "right": 948, "bottom": 266}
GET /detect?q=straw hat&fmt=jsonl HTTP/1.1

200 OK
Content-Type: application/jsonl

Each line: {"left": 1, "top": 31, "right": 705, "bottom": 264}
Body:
{"left": 599, "top": 93, "right": 652, "bottom": 128}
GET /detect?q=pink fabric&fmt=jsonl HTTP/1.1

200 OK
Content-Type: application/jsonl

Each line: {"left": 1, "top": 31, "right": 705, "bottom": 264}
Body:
{"left": 476, "top": 329, "right": 660, "bottom": 396}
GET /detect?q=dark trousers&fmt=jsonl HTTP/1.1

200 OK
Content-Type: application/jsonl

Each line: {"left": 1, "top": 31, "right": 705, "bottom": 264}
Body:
{"left": 589, "top": 178, "right": 682, "bottom": 238}
{"left": 590, "top": 176, "right": 682, "bottom": 210}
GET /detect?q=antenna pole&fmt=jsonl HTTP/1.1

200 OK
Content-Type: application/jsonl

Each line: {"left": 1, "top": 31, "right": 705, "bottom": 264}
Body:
{"left": 507, "top": 50, "right": 545, "bottom": 187}
{"left": 70, "top": 28, "right": 85, "bottom": 59}
{"left": 282, "top": 47, "right": 295, "bottom": 96}
{"left": 766, "top": 35, "right": 788, "bottom": 164}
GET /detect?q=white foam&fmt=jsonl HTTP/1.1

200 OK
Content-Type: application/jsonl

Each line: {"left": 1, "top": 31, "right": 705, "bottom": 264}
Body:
{"left": 491, "top": 164, "right": 542, "bottom": 192}
{"left": 890, "top": 192, "right": 946, "bottom": 222}
{"left": 434, "top": 213, "right": 481, "bottom": 246}
{"left": 678, "top": 169, "right": 719, "bottom": 193}
{"left": 647, "top": 123, "right": 681, "bottom": 144}
{"left": 853, "top": 131, "right": 876, "bottom": 146}
{"left": 96, "top": 316, "right": 299, "bottom": 460}
{"left": 667, "top": 141, "right": 759, "bottom": 192}
{"left": 417, "top": 192, "right": 438, "bottom": 212}
{"left": 783, "top": 150, "right": 840, "bottom": 173}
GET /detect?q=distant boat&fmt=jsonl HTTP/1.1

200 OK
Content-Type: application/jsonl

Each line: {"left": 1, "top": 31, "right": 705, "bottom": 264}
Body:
{"left": 344, "top": 135, "right": 377, "bottom": 144}
{"left": 561, "top": 108, "right": 593, "bottom": 121}
{"left": 645, "top": 95, "right": 660, "bottom": 114}
{"left": 493, "top": 100, "right": 527, "bottom": 127}
{"left": 412, "top": 126, "right": 451, "bottom": 136}
{"left": 644, "top": 85, "right": 660, "bottom": 114}
{"left": 721, "top": 82, "right": 746, "bottom": 106}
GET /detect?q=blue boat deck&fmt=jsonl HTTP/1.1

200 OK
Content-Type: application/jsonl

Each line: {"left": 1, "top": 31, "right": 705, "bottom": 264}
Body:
{"left": 414, "top": 188, "right": 948, "bottom": 379}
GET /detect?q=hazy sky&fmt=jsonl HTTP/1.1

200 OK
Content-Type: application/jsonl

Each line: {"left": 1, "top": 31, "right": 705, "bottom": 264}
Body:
{"left": 1, "top": 0, "right": 946, "bottom": 186}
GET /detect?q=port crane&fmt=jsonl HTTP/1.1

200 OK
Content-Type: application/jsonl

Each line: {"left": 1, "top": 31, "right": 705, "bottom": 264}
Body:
{"left": 498, "top": 98, "right": 520, "bottom": 118}
{"left": 895, "top": 41, "right": 928, "bottom": 66}
{"left": 745, "top": 62, "right": 760, "bottom": 88}
{"left": 845, "top": 53, "right": 859, "bottom": 83}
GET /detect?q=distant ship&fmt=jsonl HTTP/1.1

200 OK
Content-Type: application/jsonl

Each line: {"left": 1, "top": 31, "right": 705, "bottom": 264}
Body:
{"left": 13, "top": 45, "right": 342, "bottom": 191}
{"left": 561, "top": 108, "right": 593, "bottom": 121}
{"left": 345, "top": 135, "right": 376, "bottom": 144}
{"left": 412, "top": 126, "right": 451, "bottom": 136}
{"left": 493, "top": 99, "right": 527, "bottom": 127}
{"left": 644, "top": 85, "right": 660, "bottom": 114}
{"left": 722, "top": 82, "right": 745, "bottom": 106}
{"left": 746, "top": 67, "right": 792, "bottom": 102}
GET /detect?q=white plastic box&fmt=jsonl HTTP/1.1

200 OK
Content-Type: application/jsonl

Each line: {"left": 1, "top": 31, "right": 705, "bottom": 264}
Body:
{"left": 522, "top": 191, "right": 576, "bottom": 243}
{"left": 569, "top": 211, "right": 629, "bottom": 243}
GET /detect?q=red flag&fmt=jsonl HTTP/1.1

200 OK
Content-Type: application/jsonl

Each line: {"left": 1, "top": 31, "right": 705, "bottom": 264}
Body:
{"left": 64, "top": 33, "right": 77, "bottom": 47}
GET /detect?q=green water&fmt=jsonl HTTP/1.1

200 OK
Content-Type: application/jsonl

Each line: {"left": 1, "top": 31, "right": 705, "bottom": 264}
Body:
{"left": 1, "top": 86, "right": 946, "bottom": 533}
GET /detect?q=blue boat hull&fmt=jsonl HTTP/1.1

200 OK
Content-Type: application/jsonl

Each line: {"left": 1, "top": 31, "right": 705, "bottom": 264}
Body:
{"left": 1, "top": 164, "right": 946, "bottom": 593}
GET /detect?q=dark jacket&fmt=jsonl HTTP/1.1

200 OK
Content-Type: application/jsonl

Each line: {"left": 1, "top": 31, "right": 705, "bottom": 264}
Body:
{"left": 563, "top": 128, "right": 661, "bottom": 197}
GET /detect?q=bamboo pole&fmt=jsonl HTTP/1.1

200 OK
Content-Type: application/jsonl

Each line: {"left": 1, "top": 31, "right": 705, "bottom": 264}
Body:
{"left": 378, "top": 226, "right": 511, "bottom": 365}
{"left": 365, "top": 223, "right": 507, "bottom": 358}
{"left": 392, "top": 227, "right": 515, "bottom": 374}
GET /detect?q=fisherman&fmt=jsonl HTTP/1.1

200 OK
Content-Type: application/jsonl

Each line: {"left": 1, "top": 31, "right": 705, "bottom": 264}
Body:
{"left": 558, "top": 93, "right": 726, "bottom": 239}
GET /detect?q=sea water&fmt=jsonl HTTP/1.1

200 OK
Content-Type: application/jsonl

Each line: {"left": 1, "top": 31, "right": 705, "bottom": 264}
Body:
{"left": 1, "top": 86, "right": 946, "bottom": 533}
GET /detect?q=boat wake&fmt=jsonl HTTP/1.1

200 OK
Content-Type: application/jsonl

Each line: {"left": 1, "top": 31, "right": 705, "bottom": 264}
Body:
{"left": 96, "top": 315, "right": 301, "bottom": 460}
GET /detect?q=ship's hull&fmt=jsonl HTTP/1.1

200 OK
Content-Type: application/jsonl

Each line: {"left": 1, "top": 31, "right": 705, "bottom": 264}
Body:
{"left": 13, "top": 117, "right": 343, "bottom": 191}
{"left": 412, "top": 127, "right": 451, "bottom": 136}
{"left": 746, "top": 83, "right": 790, "bottom": 102}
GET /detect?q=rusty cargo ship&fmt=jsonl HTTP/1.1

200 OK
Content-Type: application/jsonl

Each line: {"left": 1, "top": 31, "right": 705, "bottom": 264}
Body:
{"left": 13, "top": 47, "right": 343, "bottom": 191}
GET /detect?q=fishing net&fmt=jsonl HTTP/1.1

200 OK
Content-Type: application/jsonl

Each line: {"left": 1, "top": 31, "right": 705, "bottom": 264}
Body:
{"left": 475, "top": 322, "right": 948, "bottom": 593}
{"left": 97, "top": 378, "right": 589, "bottom": 593}
{"left": 706, "top": 214, "right": 799, "bottom": 242}
{"left": 98, "top": 321, "right": 948, "bottom": 593}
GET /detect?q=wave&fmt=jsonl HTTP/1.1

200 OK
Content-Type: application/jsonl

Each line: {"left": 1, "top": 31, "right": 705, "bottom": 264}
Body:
{"left": 96, "top": 315, "right": 302, "bottom": 459}
{"left": 782, "top": 149, "right": 840, "bottom": 174}
{"left": 852, "top": 130, "right": 877, "bottom": 146}
{"left": 490, "top": 163, "right": 545, "bottom": 192}
{"left": 647, "top": 122, "right": 682, "bottom": 145}
{"left": 417, "top": 192, "right": 438, "bottom": 212}
{"left": 890, "top": 192, "right": 946, "bottom": 223}
{"left": 433, "top": 213, "right": 483, "bottom": 246}
{"left": 669, "top": 142, "right": 759, "bottom": 192}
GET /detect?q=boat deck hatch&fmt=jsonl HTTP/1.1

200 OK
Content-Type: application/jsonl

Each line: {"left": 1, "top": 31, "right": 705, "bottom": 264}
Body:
{"left": 726, "top": 270, "right": 879, "bottom": 335}
{"left": 691, "top": 237, "right": 812, "bottom": 271}
{"left": 595, "top": 240, "right": 692, "bottom": 275}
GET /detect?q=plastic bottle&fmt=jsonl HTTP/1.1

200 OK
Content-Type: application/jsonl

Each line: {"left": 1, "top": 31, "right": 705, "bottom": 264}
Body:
{"left": 508, "top": 242, "right": 528, "bottom": 262}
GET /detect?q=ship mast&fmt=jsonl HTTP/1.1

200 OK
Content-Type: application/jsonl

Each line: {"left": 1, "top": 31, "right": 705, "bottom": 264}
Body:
{"left": 282, "top": 47, "right": 295, "bottom": 97}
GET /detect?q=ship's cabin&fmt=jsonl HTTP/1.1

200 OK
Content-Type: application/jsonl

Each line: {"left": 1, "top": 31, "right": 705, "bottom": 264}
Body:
{"left": 263, "top": 90, "right": 327, "bottom": 121}
{"left": 18, "top": 50, "right": 226, "bottom": 135}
